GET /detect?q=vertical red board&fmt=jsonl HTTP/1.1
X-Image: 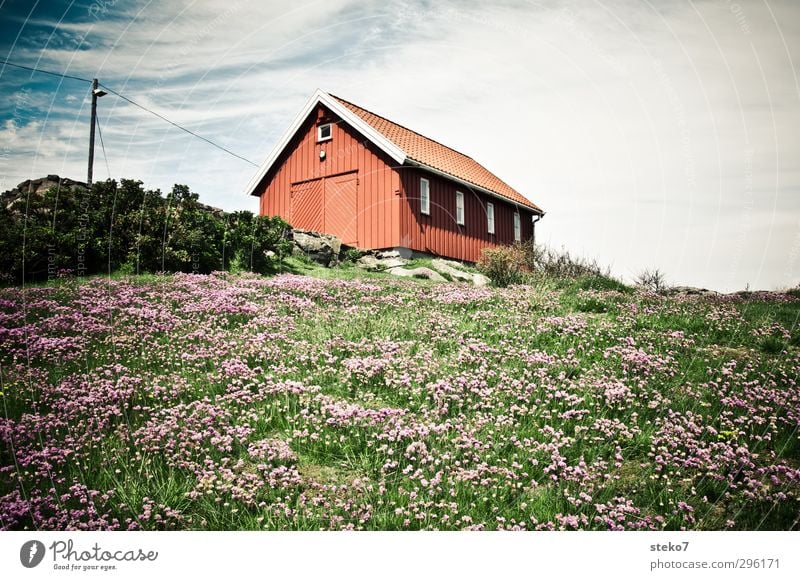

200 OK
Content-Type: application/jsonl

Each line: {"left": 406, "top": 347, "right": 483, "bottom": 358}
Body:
{"left": 290, "top": 179, "right": 323, "bottom": 232}
{"left": 324, "top": 173, "right": 359, "bottom": 246}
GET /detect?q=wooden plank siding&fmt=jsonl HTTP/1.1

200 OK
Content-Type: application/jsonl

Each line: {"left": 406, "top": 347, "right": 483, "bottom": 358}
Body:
{"left": 324, "top": 172, "right": 358, "bottom": 245}
{"left": 253, "top": 104, "right": 534, "bottom": 262}
{"left": 289, "top": 179, "right": 323, "bottom": 232}
{"left": 253, "top": 104, "right": 401, "bottom": 249}
{"left": 397, "top": 168, "right": 534, "bottom": 263}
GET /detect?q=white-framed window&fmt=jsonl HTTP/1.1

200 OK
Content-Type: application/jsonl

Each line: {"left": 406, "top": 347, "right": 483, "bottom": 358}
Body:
{"left": 420, "top": 177, "right": 430, "bottom": 215}
{"left": 513, "top": 211, "right": 521, "bottom": 242}
{"left": 456, "top": 191, "right": 465, "bottom": 225}
{"left": 487, "top": 202, "right": 495, "bottom": 234}
{"left": 317, "top": 123, "right": 332, "bottom": 142}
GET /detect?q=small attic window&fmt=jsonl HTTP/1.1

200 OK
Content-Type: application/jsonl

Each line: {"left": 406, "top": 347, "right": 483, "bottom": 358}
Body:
{"left": 317, "top": 123, "right": 332, "bottom": 142}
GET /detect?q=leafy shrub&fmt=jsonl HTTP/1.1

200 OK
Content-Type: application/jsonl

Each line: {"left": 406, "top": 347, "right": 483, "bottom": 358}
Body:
{"left": 528, "top": 244, "right": 610, "bottom": 280}
{"left": 477, "top": 245, "right": 526, "bottom": 287}
{"left": 635, "top": 268, "right": 670, "bottom": 294}
{"left": 343, "top": 248, "right": 363, "bottom": 262}
{"left": 477, "top": 242, "right": 618, "bottom": 287}
{"left": 224, "top": 211, "right": 291, "bottom": 274}
{"left": 0, "top": 179, "right": 291, "bottom": 284}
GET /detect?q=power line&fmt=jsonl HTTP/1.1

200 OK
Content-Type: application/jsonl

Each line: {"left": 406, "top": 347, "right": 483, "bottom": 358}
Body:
{"left": 1, "top": 58, "right": 260, "bottom": 168}
{"left": 0, "top": 59, "right": 92, "bottom": 83}
{"left": 99, "top": 84, "right": 259, "bottom": 167}
{"left": 95, "top": 114, "right": 111, "bottom": 180}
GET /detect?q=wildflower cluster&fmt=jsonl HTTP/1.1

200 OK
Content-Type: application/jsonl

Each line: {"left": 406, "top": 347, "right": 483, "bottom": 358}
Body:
{"left": 1, "top": 272, "right": 798, "bottom": 530}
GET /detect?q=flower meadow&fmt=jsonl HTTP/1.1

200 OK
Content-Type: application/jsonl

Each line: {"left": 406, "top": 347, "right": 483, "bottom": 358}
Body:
{"left": 1, "top": 271, "right": 798, "bottom": 530}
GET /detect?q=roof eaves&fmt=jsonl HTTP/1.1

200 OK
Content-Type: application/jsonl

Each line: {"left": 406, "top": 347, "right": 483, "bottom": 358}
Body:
{"left": 404, "top": 158, "right": 542, "bottom": 213}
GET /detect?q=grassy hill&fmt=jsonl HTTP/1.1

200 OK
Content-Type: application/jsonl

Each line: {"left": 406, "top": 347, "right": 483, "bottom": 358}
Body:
{"left": 1, "top": 264, "right": 798, "bottom": 530}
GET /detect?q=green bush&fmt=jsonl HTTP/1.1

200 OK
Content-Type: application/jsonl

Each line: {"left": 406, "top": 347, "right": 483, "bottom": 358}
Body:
{"left": 477, "top": 245, "right": 526, "bottom": 287}
{"left": 224, "top": 211, "right": 291, "bottom": 274}
{"left": 529, "top": 244, "right": 609, "bottom": 279}
{"left": 0, "top": 178, "right": 291, "bottom": 284}
{"left": 476, "top": 242, "right": 621, "bottom": 288}
{"left": 343, "top": 248, "right": 364, "bottom": 262}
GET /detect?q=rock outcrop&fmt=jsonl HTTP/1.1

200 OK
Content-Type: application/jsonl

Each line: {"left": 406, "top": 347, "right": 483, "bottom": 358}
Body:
{"left": 356, "top": 250, "right": 409, "bottom": 271}
{"left": 430, "top": 258, "right": 490, "bottom": 287}
{"left": 17, "top": 175, "right": 87, "bottom": 195}
{"left": 355, "top": 253, "right": 489, "bottom": 285}
{"left": 2, "top": 175, "right": 87, "bottom": 214}
{"left": 290, "top": 229, "right": 342, "bottom": 267}
{"left": 385, "top": 266, "right": 446, "bottom": 282}
{"left": 666, "top": 286, "right": 720, "bottom": 297}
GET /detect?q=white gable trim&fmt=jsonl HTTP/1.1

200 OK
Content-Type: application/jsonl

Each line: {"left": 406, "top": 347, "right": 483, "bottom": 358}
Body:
{"left": 245, "top": 89, "right": 407, "bottom": 196}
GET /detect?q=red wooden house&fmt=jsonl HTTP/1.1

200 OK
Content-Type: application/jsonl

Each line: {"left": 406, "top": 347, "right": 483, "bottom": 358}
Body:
{"left": 245, "top": 90, "right": 544, "bottom": 263}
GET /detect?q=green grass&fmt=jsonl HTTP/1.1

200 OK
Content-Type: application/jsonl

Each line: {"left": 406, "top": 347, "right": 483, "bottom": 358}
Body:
{"left": 1, "top": 267, "right": 798, "bottom": 531}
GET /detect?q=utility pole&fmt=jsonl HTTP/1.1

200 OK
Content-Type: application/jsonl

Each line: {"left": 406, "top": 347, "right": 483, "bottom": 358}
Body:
{"left": 87, "top": 78, "right": 106, "bottom": 187}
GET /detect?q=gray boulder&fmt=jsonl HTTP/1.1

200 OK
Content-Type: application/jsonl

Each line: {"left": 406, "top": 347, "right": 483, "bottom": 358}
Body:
{"left": 471, "top": 273, "right": 491, "bottom": 288}
{"left": 430, "top": 258, "right": 491, "bottom": 287}
{"left": 386, "top": 266, "right": 446, "bottom": 282}
{"left": 356, "top": 252, "right": 409, "bottom": 271}
{"left": 667, "top": 286, "right": 719, "bottom": 297}
{"left": 291, "top": 229, "right": 342, "bottom": 266}
{"left": 356, "top": 255, "right": 381, "bottom": 271}
{"left": 377, "top": 257, "right": 409, "bottom": 269}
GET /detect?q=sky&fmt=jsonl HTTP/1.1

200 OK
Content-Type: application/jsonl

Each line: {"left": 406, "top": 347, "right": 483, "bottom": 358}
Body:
{"left": 0, "top": 0, "right": 798, "bottom": 292}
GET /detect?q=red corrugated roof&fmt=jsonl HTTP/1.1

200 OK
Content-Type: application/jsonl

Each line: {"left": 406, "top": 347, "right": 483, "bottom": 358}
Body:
{"left": 331, "top": 95, "right": 542, "bottom": 212}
